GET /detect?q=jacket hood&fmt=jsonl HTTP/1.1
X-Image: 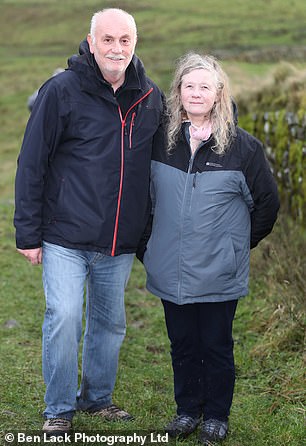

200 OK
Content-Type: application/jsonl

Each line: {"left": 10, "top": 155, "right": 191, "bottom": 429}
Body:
{"left": 232, "top": 99, "right": 238, "bottom": 125}
{"left": 67, "top": 38, "right": 90, "bottom": 67}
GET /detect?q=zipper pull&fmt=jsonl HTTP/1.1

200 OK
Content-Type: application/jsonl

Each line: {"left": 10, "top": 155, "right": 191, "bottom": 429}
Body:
{"left": 193, "top": 172, "right": 197, "bottom": 188}
{"left": 129, "top": 112, "right": 136, "bottom": 149}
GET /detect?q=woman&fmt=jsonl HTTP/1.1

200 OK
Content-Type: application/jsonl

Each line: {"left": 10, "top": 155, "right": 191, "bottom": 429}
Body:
{"left": 141, "top": 53, "right": 279, "bottom": 444}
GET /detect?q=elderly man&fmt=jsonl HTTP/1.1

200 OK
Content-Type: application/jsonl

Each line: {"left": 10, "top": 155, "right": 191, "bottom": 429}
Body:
{"left": 14, "top": 8, "right": 164, "bottom": 435}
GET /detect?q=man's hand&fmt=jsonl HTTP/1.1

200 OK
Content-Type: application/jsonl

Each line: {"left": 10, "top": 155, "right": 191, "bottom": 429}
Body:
{"left": 17, "top": 247, "right": 42, "bottom": 265}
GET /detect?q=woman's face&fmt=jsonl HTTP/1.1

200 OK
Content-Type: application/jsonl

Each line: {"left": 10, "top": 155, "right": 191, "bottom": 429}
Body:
{"left": 181, "top": 68, "right": 218, "bottom": 121}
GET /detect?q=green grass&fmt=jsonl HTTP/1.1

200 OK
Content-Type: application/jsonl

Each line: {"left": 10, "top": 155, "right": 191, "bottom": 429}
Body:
{"left": 0, "top": 202, "right": 305, "bottom": 445}
{"left": 0, "top": 1, "right": 305, "bottom": 445}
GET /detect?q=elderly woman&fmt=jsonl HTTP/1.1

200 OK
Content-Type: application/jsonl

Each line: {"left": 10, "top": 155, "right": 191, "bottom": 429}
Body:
{"left": 141, "top": 53, "right": 279, "bottom": 444}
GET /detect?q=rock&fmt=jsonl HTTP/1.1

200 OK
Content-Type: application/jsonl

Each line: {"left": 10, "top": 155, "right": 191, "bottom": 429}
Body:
{"left": 3, "top": 319, "right": 19, "bottom": 328}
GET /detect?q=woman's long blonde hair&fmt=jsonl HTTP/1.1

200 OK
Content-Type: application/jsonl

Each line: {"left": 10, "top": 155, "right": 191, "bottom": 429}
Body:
{"left": 167, "top": 53, "right": 236, "bottom": 154}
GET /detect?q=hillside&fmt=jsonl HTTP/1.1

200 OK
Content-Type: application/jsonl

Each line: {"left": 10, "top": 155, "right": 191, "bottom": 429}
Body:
{"left": 0, "top": 2, "right": 305, "bottom": 445}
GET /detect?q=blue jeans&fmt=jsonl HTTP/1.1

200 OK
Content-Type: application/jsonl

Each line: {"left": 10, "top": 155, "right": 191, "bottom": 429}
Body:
{"left": 42, "top": 241, "right": 134, "bottom": 420}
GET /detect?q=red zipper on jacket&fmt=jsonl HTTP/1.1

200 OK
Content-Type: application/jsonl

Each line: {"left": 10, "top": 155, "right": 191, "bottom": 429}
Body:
{"left": 129, "top": 112, "right": 136, "bottom": 149}
{"left": 111, "top": 87, "right": 154, "bottom": 256}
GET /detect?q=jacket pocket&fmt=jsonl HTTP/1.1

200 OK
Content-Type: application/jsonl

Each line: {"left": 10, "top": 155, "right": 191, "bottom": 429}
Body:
{"left": 180, "top": 232, "right": 238, "bottom": 298}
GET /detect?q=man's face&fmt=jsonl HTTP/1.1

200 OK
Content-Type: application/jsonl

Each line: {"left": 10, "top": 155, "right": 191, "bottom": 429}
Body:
{"left": 87, "top": 11, "right": 137, "bottom": 86}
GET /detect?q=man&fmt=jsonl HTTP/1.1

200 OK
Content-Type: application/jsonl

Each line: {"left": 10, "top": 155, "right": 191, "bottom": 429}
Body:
{"left": 14, "top": 8, "right": 164, "bottom": 435}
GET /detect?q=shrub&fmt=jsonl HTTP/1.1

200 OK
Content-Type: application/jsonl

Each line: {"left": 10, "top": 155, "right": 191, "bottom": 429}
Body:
{"left": 237, "top": 62, "right": 306, "bottom": 115}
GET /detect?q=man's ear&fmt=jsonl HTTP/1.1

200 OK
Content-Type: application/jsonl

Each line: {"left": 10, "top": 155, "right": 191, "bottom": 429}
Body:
{"left": 87, "top": 34, "right": 94, "bottom": 54}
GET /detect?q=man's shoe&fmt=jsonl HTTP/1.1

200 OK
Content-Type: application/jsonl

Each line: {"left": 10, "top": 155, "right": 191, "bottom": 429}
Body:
{"left": 165, "top": 414, "right": 201, "bottom": 438}
{"left": 42, "top": 418, "right": 72, "bottom": 437}
{"left": 92, "top": 404, "right": 134, "bottom": 421}
{"left": 199, "top": 419, "right": 228, "bottom": 444}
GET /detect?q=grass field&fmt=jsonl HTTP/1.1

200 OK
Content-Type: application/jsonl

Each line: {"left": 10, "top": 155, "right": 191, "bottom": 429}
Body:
{"left": 0, "top": 1, "right": 305, "bottom": 445}
{"left": 0, "top": 207, "right": 305, "bottom": 445}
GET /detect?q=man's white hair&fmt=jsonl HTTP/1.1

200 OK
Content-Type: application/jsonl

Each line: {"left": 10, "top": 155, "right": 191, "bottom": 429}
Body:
{"left": 90, "top": 8, "right": 137, "bottom": 44}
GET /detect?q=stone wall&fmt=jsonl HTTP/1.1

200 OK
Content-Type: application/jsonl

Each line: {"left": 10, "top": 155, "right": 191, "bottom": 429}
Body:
{"left": 240, "top": 110, "right": 306, "bottom": 226}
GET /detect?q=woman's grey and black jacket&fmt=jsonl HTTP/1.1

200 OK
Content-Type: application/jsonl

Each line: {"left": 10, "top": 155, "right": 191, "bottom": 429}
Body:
{"left": 140, "top": 123, "right": 280, "bottom": 304}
